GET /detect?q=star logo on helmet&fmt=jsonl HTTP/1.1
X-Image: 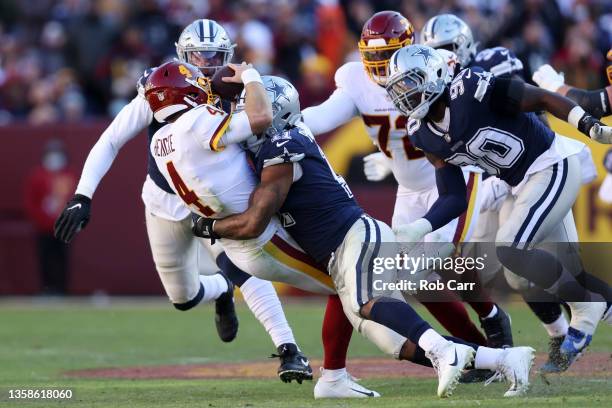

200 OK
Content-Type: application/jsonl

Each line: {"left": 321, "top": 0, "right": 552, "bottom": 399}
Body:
{"left": 266, "top": 79, "right": 290, "bottom": 103}
{"left": 413, "top": 47, "right": 435, "bottom": 64}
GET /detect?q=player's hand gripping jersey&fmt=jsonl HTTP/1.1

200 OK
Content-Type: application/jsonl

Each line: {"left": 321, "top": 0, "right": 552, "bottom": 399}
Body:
{"left": 407, "top": 67, "right": 583, "bottom": 187}
{"left": 252, "top": 123, "right": 364, "bottom": 263}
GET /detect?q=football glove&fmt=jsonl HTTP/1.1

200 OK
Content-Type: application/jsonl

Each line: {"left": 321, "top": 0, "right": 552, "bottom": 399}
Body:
{"left": 532, "top": 64, "right": 565, "bottom": 92}
{"left": 393, "top": 218, "right": 433, "bottom": 254}
{"left": 589, "top": 122, "right": 612, "bottom": 144}
{"left": 54, "top": 194, "right": 91, "bottom": 243}
{"left": 363, "top": 152, "right": 392, "bottom": 181}
{"left": 192, "top": 213, "right": 221, "bottom": 244}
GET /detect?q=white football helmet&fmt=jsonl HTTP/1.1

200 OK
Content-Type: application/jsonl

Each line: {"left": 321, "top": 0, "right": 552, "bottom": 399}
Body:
{"left": 386, "top": 45, "right": 448, "bottom": 120}
{"left": 420, "top": 14, "right": 477, "bottom": 67}
{"left": 176, "top": 19, "right": 235, "bottom": 76}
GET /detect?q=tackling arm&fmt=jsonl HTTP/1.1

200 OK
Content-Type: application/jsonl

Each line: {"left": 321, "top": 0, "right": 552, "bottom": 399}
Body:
{"left": 490, "top": 77, "right": 612, "bottom": 143}
{"left": 203, "top": 163, "right": 294, "bottom": 240}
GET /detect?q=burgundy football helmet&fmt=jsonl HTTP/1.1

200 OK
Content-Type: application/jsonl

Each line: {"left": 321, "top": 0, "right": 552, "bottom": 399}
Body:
{"left": 358, "top": 11, "right": 415, "bottom": 86}
{"left": 144, "top": 61, "right": 212, "bottom": 122}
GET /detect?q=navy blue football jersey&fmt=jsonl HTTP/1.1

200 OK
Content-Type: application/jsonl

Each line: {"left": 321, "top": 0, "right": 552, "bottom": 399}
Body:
{"left": 253, "top": 125, "right": 364, "bottom": 263}
{"left": 407, "top": 67, "right": 554, "bottom": 186}
{"left": 470, "top": 46, "right": 524, "bottom": 79}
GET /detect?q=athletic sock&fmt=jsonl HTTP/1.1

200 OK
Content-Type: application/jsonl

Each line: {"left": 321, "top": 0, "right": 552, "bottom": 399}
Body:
{"left": 322, "top": 295, "right": 352, "bottom": 370}
{"left": 369, "top": 297, "right": 432, "bottom": 347}
{"left": 320, "top": 367, "right": 347, "bottom": 381}
{"left": 474, "top": 346, "right": 503, "bottom": 370}
{"left": 542, "top": 312, "right": 569, "bottom": 338}
{"left": 216, "top": 252, "right": 251, "bottom": 287}
{"left": 421, "top": 301, "right": 487, "bottom": 345}
{"left": 240, "top": 276, "right": 296, "bottom": 348}
{"left": 417, "top": 328, "right": 448, "bottom": 352}
{"left": 199, "top": 274, "right": 229, "bottom": 303}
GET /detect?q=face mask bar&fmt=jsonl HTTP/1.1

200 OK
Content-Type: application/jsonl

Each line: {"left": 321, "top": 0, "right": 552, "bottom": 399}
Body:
{"left": 387, "top": 69, "right": 426, "bottom": 116}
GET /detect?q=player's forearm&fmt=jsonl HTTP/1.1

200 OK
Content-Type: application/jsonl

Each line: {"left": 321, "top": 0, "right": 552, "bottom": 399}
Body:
{"left": 422, "top": 165, "right": 468, "bottom": 231}
{"left": 243, "top": 70, "right": 273, "bottom": 134}
{"left": 301, "top": 89, "right": 358, "bottom": 135}
{"left": 564, "top": 86, "right": 612, "bottom": 119}
{"left": 212, "top": 211, "right": 269, "bottom": 240}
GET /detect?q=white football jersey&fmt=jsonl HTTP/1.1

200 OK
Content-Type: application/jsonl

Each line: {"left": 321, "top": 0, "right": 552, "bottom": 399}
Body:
{"left": 150, "top": 104, "right": 257, "bottom": 219}
{"left": 335, "top": 62, "right": 435, "bottom": 191}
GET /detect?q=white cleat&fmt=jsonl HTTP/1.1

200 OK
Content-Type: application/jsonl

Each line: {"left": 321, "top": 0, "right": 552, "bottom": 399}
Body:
{"left": 486, "top": 346, "right": 535, "bottom": 397}
{"left": 426, "top": 341, "right": 475, "bottom": 398}
{"left": 314, "top": 369, "right": 380, "bottom": 399}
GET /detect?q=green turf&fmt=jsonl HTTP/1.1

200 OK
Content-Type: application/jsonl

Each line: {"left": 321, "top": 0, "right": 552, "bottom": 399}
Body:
{"left": 0, "top": 299, "right": 609, "bottom": 407}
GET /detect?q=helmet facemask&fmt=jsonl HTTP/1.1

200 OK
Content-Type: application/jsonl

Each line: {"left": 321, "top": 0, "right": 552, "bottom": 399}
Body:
{"left": 179, "top": 47, "right": 234, "bottom": 77}
{"left": 359, "top": 41, "right": 407, "bottom": 86}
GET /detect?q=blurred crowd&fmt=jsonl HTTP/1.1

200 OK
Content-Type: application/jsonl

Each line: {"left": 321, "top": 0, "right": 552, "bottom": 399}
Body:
{"left": 0, "top": 0, "right": 610, "bottom": 125}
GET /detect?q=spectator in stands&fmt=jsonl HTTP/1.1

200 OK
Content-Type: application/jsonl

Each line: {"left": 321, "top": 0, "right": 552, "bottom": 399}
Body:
{"left": 24, "top": 140, "right": 76, "bottom": 295}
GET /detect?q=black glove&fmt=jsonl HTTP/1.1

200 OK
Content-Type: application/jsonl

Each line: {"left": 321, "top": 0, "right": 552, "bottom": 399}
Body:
{"left": 192, "top": 213, "right": 221, "bottom": 244}
{"left": 54, "top": 194, "right": 92, "bottom": 243}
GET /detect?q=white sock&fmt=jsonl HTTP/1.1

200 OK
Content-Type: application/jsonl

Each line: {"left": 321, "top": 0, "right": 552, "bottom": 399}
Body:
{"left": 474, "top": 346, "right": 503, "bottom": 370}
{"left": 240, "top": 277, "right": 296, "bottom": 348}
{"left": 484, "top": 304, "right": 498, "bottom": 319}
{"left": 543, "top": 313, "right": 569, "bottom": 338}
{"left": 199, "top": 273, "right": 229, "bottom": 303}
{"left": 417, "top": 328, "right": 447, "bottom": 352}
{"left": 321, "top": 367, "right": 346, "bottom": 381}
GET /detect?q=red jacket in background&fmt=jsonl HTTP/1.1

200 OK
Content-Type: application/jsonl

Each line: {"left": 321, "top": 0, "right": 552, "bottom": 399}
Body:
{"left": 24, "top": 167, "right": 76, "bottom": 233}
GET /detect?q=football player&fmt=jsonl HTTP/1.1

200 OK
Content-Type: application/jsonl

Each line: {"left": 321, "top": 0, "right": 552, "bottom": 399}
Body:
{"left": 386, "top": 44, "right": 612, "bottom": 371}
{"left": 532, "top": 49, "right": 612, "bottom": 205}
{"left": 53, "top": 19, "right": 312, "bottom": 382}
{"left": 146, "top": 61, "right": 388, "bottom": 398}
{"left": 421, "top": 13, "right": 601, "bottom": 373}
{"left": 193, "top": 74, "right": 537, "bottom": 398}
{"left": 301, "top": 11, "right": 512, "bottom": 355}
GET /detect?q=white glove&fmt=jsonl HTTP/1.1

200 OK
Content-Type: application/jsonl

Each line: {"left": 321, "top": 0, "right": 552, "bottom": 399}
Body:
{"left": 532, "top": 64, "right": 565, "bottom": 92}
{"left": 590, "top": 123, "right": 612, "bottom": 144}
{"left": 479, "top": 177, "right": 511, "bottom": 213}
{"left": 394, "top": 218, "right": 433, "bottom": 254}
{"left": 363, "top": 152, "right": 392, "bottom": 181}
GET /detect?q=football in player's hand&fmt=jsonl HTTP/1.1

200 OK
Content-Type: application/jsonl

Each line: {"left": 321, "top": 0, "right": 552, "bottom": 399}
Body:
{"left": 211, "top": 65, "right": 244, "bottom": 101}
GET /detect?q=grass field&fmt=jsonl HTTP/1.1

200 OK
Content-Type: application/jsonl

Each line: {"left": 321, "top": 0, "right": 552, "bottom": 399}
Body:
{"left": 0, "top": 298, "right": 610, "bottom": 407}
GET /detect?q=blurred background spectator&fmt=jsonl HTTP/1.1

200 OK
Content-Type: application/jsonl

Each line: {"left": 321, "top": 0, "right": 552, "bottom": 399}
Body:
{"left": 23, "top": 139, "right": 76, "bottom": 295}
{"left": 0, "top": 0, "right": 610, "bottom": 124}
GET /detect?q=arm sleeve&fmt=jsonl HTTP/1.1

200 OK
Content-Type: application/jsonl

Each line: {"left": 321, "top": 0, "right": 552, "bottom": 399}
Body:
{"left": 423, "top": 165, "right": 468, "bottom": 231}
{"left": 75, "top": 96, "right": 153, "bottom": 197}
{"left": 301, "top": 88, "right": 359, "bottom": 135}
{"left": 217, "top": 110, "right": 253, "bottom": 148}
{"left": 565, "top": 86, "right": 611, "bottom": 119}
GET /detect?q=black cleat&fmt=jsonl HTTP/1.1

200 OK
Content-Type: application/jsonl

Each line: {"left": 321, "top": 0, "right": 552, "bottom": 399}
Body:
{"left": 480, "top": 305, "right": 513, "bottom": 348}
{"left": 270, "top": 343, "right": 313, "bottom": 384}
{"left": 215, "top": 273, "right": 238, "bottom": 342}
{"left": 458, "top": 369, "right": 496, "bottom": 383}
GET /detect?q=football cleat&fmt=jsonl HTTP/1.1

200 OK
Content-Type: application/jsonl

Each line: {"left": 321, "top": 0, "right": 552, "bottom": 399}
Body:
{"left": 480, "top": 305, "right": 514, "bottom": 348}
{"left": 426, "top": 341, "right": 475, "bottom": 398}
{"left": 539, "top": 336, "right": 564, "bottom": 373}
{"left": 485, "top": 346, "right": 535, "bottom": 397}
{"left": 558, "top": 327, "right": 592, "bottom": 371}
{"left": 314, "top": 369, "right": 380, "bottom": 399}
{"left": 458, "top": 368, "right": 495, "bottom": 383}
{"left": 214, "top": 273, "right": 238, "bottom": 343}
{"left": 271, "top": 343, "right": 313, "bottom": 384}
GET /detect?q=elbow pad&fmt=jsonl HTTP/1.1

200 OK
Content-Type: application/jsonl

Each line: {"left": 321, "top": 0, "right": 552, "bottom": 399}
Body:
{"left": 490, "top": 77, "right": 525, "bottom": 116}
{"left": 566, "top": 88, "right": 610, "bottom": 119}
